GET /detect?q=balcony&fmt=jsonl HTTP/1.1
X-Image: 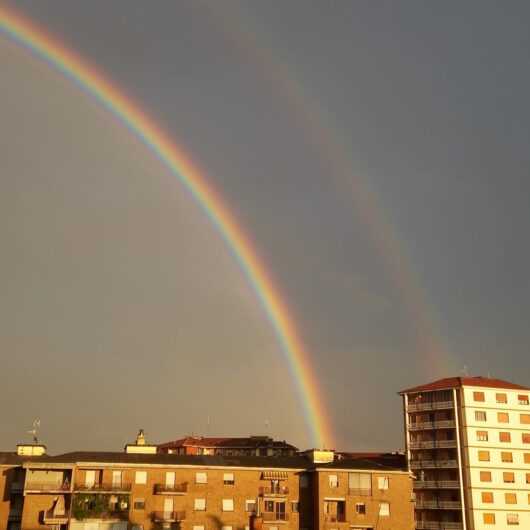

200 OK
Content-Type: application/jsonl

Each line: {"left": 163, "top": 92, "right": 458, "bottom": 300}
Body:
{"left": 410, "top": 460, "right": 458, "bottom": 469}
{"left": 348, "top": 488, "right": 372, "bottom": 496}
{"left": 262, "top": 512, "right": 289, "bottom": 522}
{"left": 154, "top": 483, "right": 187, "bottom": 495}
{"left": 415, "top": 522, "right": 463, "bottom": 530}
{"left": 152, "top": 511, "right": 186, "bottom": 522}
{"left": 409, "top": 421, "right": 455, "bottom": 431}
{"left": 409, "top": 440, "right": 457, "bottom": 450}
{"left": 414, "top": 480, "right": 460, "bottom": 489}
{"left": 324, "top": 514, "right": 346, "bottom": 523}
{"left": 259, "top": 486, "right": 289, "bottom": 497}
{"left": 43, "top": 509, "right": 69, "bottom": 525}
{"left": 25, "top": 481, "right": 72, "bottom": 493}
{"left": 408, "top": 401, "right": 454, "bottom": 412}
{"left": 415, "top": 500, "right": 461, "bottom": 510}
{"left": 74, "top": 482, "right": 132, "bottom": 493}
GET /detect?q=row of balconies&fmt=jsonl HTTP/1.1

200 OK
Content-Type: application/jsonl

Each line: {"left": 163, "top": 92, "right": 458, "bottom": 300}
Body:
{"left": 410, "top": 460, "right": 458, "bottom": 469}
{"left": 409, "top": 441, "right": 457, "bottom": 450}
{"left": 415, "top": 522, "right": 463, "bottom": 530}
{"left": 414, "top": 500, "right": 461, "bottom": 510}
{"left": 413, "top": 480, "right": 460, "bottom": 489}
{"left": 409, "top": 421, "right": 455, "bottom": 430}
{"left": 407, "top": 401, "right": 454, "bottom": 412}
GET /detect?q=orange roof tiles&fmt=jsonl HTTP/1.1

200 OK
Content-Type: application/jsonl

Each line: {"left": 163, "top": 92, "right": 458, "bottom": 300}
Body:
{"left": 399, "top": 376, "right": 530, "bottom": 394}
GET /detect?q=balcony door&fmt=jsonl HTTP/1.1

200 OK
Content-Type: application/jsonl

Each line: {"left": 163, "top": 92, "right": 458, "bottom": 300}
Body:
{"left": 164, "top": 497, "right": 174, "bottom": 516}
{"left": 85, "top": 470, "right": 96, "bottom": 488}
{"left": 112, "top": 470, "right": 122, "bottom": 488}
{"left": 166, "top": 471, "right": 175, "bottom": 489}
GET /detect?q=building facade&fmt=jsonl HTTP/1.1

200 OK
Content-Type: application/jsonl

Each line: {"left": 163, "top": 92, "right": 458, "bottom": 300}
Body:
{"left": 400, "top": 376, "right": 530, "bottom": 530}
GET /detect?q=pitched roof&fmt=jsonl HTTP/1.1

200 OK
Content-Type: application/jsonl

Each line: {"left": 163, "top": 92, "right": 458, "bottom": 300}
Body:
{"left": 158, "top": 436, "right": 297, "bottom": 451}
{"left": 399, "top": 376, "right": 530, "bottom": 394}
{"left": 321, "top": 457, "right": 408, "bottom": 472}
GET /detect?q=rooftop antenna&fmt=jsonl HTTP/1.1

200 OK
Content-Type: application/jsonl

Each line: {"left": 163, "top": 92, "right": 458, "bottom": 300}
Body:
{"left": 461, "top": 365, "right": 469, "bottom": 377}
{"left": 28, "top": 419, "right": 41, "bottom": 444}
{"left": 207, "top": 417, "right": 211, "bottom": 434}
{"left": 264, "top": 420, "right": 269, "bottom": 437}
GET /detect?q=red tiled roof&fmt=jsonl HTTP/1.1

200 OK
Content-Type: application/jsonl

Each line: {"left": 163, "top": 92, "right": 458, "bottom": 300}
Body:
{"left": 158, "top": 436, "right": 297, "bottom": 450}
{"left": 399, "top": 376, "right": 530, "bottom": 394}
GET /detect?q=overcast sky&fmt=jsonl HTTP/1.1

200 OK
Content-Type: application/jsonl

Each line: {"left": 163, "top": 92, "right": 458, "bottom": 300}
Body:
{"left": 1, "top": 1, "right": 529, "bottom": 454}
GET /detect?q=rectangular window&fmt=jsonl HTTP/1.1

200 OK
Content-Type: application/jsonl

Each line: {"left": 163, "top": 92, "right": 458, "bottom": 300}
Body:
{"left": 500, "top": 431, "right": 512, "bottom": 442}
{"left": 507, "top": 513, "right": 519, "bottom": 525}
{"left": 482, "top": 492, "right": 494, "bottom": 503}
{"left": 521, "top": 414, "right": 530, "bottom": 424}
{"left": 474, "top": 391, "right": 485, "bottom": 402}
{"left": 502, "top": 452, "right": 513, "bottom": 463}
{"left": 497, "top": 393, "right": 508, "bottom": 403}
{"left": 379, "top": 502, "right": 390, "bottom": 516}
{"left": 328, "top": 474, "right": 338, "bottom": 487}
{"left": 475, "top": 411, "right": 487, "bottom": 421}
{"left": 222, "top": 499, "right": 234, "bottom": 511}
{"left": 480, "top": 471, "right": 492, "bottom": 482}
{"left": 349, "top": 472, "right": 372, "bottom": 495}
{"left": 195, "top": 472, "right": 207, "bottom": 484}
{"left": 135, "top": 471, "right": 147, "bottom": 485}
{"left": 523, "top": 433, "right": 530, "bottom": 443}
{"left": 223, "top": 473, "right": 235, "bottom": 485}
{"left": 477, "top": 430, "right": 489, "bottom": 441}
{"left": 524, "top": 453, "right": 530, "bottom": 464}
{"left": 194, "top": 499, "right": 206, "bottom": 511}
{"left": 498, "top": 412, "right": 510, "bottom": 423}
{"left": 518, "top": 395, "right": 529, "bottom": 405}
{"left": 356, "top": 503, "right": 366, "bottom": 514}
{"left": 245, "top": 500, "right": 256, "bottom": 512}
{"left": 527, "top": 473, "right": 530, "bottom": 484}
{"left": 505, "top": 492, "right": 517, "bottom": 504}
{"left": 193, "top": 527, "right": 205, "bottom": 530}
{"left": 478, "top": 450, "right": 490, "bottom": 461}
{"left": 503, "top": 472, "right": 515, "bottom": 483}
{"left": 291, "top": 501, "right": 299, "bottom": 512}
{"left": 264, "top": 500, "right": 274, "bottom": 512}
{"left": 377, "top": 476, "right": 389, "bottom": 490}
{"left": 133, "top": 498, "right": 145, "bottom": 510}
{"left": 483, "top": 513, "right": 495, "bottom": 524}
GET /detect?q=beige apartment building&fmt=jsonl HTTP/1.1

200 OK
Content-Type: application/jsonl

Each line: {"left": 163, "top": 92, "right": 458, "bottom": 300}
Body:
{"left": 400, "top": 376, "right": 530, "bottom": 530}
{"left": 0, "top": 434, "right": 413, "bottom": 530}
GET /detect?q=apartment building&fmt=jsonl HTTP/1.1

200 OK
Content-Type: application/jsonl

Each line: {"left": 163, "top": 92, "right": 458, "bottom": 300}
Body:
{"left": 0, "top": 435, "right": 413, "bottom": 530}
{"left": 157, "top": 436, "right": 297, "bottom": 457}
{"left": 400, "top": 376, "right": 530, "bottom": 530}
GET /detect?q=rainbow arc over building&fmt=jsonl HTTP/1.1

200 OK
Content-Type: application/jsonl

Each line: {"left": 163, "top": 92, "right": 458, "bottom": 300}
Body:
{"left": 0, "top": 5, "right": 333, "bottom": 448}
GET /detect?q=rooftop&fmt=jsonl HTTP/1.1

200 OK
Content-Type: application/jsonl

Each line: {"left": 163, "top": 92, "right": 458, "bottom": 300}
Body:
{"left": 399, "top": 376, "right": 530, "bottom": 394}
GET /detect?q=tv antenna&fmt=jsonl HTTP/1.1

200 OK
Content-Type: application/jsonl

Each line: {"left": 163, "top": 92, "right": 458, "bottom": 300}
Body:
{"left": 461, "top": 365, "right": 469, "bottom": 377}
{"left": 28, "top": 419, "right": 41, "bottom": 444}
{"left": 264, "top": 420, "right": 269, "bottom": 436}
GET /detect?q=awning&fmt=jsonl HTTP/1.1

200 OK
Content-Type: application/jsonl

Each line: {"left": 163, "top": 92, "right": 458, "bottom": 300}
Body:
{"left": 261, "top": 470, "right": 288, "bottom": 480}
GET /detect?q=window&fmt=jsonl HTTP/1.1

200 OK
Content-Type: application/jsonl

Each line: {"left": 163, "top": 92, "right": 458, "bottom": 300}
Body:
{"left": 356, "top": 503, "right": 366, "bottom": 514}
{"left": 222, "top": 527, "right": 233, "bottom": 530}
{"left": 483, "top": 513, "right": 495, "bottom": 524}
{"left": 497, "top": 393, "right": 508, "bottom": 403}
{"left": 377, "top": 476, "right": 389, "bottom": 490}
{"left": 500, "top": 431, "right": 512, "bottom": 442}
{"left": 245, "top": 500, "right": 256, "bottom": 512}
{"left": 523, "top": 433, "right": 530, "bottom": 444}
{"left": 349, "top": 472, "right": 372, "bottom": 495}
{"left": 379, "top": 502, "right": 390, "bottom": 516}
{"left": 498, "top": 412, "right": 510, "bottom": 423}
{"left": 478, "top": 450, "right": 490, "bottom": 461}
{"left": 527, "top": 473, "right": 530, "bottom": 484}
{"left": 521, "top": 414, "right": 530, "bottom": 424}
{"left": 223, "top": 473, "right": 235, "bottom": 485}
{"left": 518, "top": 395, "right": 529, "bottom": 405}
{"left": 482, "top": 492, "right": 493, "bottom": 503}
{"left": 329, "top": 474, "right": 338, "bottom": 487}
{"left": 502, "top": 452, "right": 513, "bottom": 463}
{"left": 193, "top": 527, "right": 205, "bottom": 530}
{"left": 480, "top": 471, "right": 492, "bottom": 482}
{"left": 133, "top": 498, "right": 145, "bottom": 510}
{"left": 475, "top": 411, "right": 487, "bottom": 421}
{"left": 135, "top": 471, "right": 147, "bottom": 485}
{"left": 503, "top": 472, "right": 515, "bottom": 483}
{"left": 507, "top": 513, "right": 519, "bottom": 525}
{"left": 222, "top": 499, "right": 234, "bottom": 511}
{"left": 291, "top": 501, "right": 299, "bottom": 512}
{"left": 474, "top": 391, "right": 485, "bottom": 402}
{"left": 525, "top": 453, "right": 530, "bottom": 464}
{"left": 505, "top": 493, "right": 517, "bottom": 504}
{"left": 195, "top": 472, "right": 207, "bottom": 484}
{"left": 194, "top": 499, "right": 206, "bottom": 511}
{"left": 477, "top": 431, "right": 489, "bottom": 441}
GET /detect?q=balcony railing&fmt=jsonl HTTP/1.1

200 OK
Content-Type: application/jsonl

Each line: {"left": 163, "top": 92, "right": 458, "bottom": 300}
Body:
{"left": 324, "top": 514, "right": 346, "bottom": 523}
{"left": 25, "top": 481, "right": 72, "bottom": 493}
{"left": 408, "top": 401, "right": 454, "bottom": 412}
{"left": 410, "top": 460, "right": 458, "bottom": 469}
{"left": 409, "top": 440, "right": 457, "bottom": 450}
{"left": 414, "top": 480, "right": 460, "bottom": 489}
{"left": 43, "top": 509, "right": 69, "bottom": 524}
{"left": 348, "top": 488, "right": 372, "bottom": 496}
{"left": 415, "top": 500, "right": 462, "bottom": 510}
{"left": 154, "top": 483, "right": 187, "bottom": 494}
{"left": 409, "top": 421, "right": 455, "bottom": 431}
{"left": 415, "top": 522, "right": 463, "bottom": 530}
{"left": 262, "top": 512, "right": 289, "bottom": 521}
{"left": 152, "top": 511, "right": 186, "bottom": 522}
{"left": 259, "top": 486, "right": 289, "bottom": 496}
{"left": 74, "top": 482, "right": 132, "bottom": 492}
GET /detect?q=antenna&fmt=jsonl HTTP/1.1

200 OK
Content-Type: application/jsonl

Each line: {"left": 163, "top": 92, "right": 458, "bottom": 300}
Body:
{"left": 461, "top": 365, "right": 469, "bottom": 377}
{"left": 27, "top": 419, "right": 41, "bottom": 444}
{"left": 207, "top": 417, "right": 211, "bottom": 434}
{"left": 264, "top": 420, "right": 269, "bottom": 437}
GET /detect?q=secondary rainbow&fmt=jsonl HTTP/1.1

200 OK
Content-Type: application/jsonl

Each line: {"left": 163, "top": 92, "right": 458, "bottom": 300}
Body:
{"left": 0, "top": 5, "right": 333, "bottom": 448}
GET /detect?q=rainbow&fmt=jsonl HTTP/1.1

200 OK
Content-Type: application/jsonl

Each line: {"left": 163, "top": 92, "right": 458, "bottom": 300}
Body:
{"left": 0, "top": 5, "right": 333, "bottom": 448}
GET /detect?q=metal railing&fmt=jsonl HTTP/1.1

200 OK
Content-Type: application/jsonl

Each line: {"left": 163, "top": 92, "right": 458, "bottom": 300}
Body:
{"left": 408, "top": 401, "right": 454, "bottom": 412}
{"left": 259, "top": 486, "right": 289, "bottom": 496}
{"left": 43, "top": 509, "right": 69, "bottom": 523}
{"left": 25, "top": 482, "right": 71, "bottom": 492}
{"left": 324, "top": 514, "right": 346, "bottom": 523}
{"left": 409, "top": 421, "right": 455, "bottom": 430}
{"left": 410, "top": 460, "right": 458, "bottom": 469}
{"left": 414, "top": 480, "right": 460, "bottom": 489}
{"left": 154, "top": 483, "right": 187, "bottom": 494}
{"left": 152, "top": 511, "right": 185, "bottom": 521}
{"left": 262, "top": 511, "right": 289, "bottom": 521}
{"left": 409, "top": 440, "right": 457, "bottom": 450}
{"left": 73, "top": 482, "right": 132, "bottom": 492}
{"left": 415, "top": 500, "right": 461, "bottom": 509}
{"left": 415, "top": 522, "right": 463, "bottom": 530}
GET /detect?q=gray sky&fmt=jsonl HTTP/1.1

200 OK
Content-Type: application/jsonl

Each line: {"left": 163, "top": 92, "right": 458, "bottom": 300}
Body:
{"left": 1, "top": 1, "right": 529, "bottom": 453}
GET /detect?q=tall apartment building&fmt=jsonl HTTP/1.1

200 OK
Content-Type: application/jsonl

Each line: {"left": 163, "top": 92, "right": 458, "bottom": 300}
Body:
{"left": 400, "top": 376, "right": 530, "bottom": 530}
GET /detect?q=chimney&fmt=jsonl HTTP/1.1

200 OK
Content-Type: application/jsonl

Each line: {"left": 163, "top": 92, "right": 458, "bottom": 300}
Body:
{"left": 125, "top": 429, "right": 157, "bottom": 454}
